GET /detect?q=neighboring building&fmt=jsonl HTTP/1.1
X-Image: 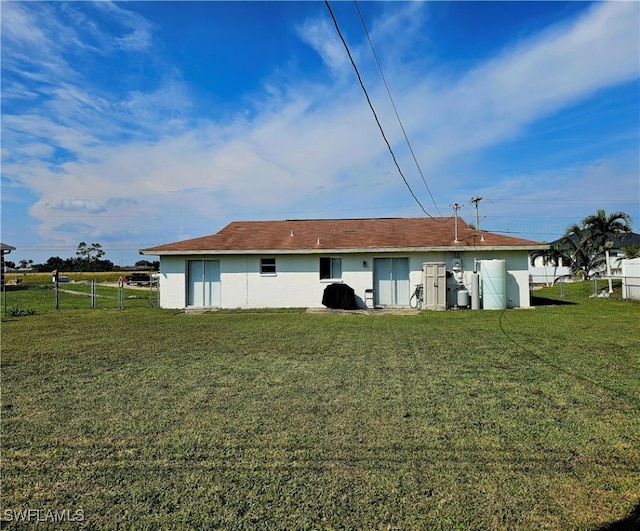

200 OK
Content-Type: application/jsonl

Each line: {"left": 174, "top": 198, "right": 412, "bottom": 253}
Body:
{"left": 141, "top": 217, "right": 548, "bottom": 310}
{"left": 1, "top": 242, "right": 16, "bottom": 287}
{"left": 529, "top": 232, "right": 640, "bottom": 284}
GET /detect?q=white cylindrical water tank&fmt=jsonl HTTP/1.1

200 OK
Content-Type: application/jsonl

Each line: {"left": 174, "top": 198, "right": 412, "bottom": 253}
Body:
{"left": 457, "top": 289, "right": 470, "bottom": 308}
{"left": 480, "top": 259, "right": 507, "bottom": 310}
{"left": 471, "top": 272, "right": 480, "bottom": 310}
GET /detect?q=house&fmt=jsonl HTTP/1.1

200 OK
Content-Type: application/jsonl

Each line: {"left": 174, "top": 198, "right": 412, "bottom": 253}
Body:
{"left": 141, "top": 217, "right": 548, "bottom": 310}
{"left": 529, "top": 232, "right": 640, "bottom": 285}
{"left": 1, "top": 242, "right": 16, "bottom": 287}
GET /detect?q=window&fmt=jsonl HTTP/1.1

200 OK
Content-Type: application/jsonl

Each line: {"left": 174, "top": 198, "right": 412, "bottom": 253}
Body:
{"left": 320, "top": 257, "right": 342, "bottom": 280}
{"left": 260, "top": 257, "right": 276, "bottom": 275}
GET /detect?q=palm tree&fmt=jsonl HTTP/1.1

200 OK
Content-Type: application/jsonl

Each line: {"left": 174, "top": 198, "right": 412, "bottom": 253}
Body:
{"left": 620, "top": 244, "right": 640, "bottom": 260}
{"left": 530, "top": 243, "right": 570, "bottom": 286}
{"left": 561, "top": 210, "right": 633, "bottom": 282}
{"left": 560, "top": 224, "right": 601, "bottom": 279}
{"left": 581, "top": 210, "right": 632, "bottom": 252}
{"left": 582, "top": 210, "right": 632, "bottom": 291}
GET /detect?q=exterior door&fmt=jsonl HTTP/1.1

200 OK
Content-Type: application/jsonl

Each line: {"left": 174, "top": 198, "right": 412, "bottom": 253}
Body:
{"left": 374, "top": 258, "right": 410, "bottom": 307}
{"left": 423, "top": 262, "right": 446, "bottom": 310}
{"left": 187, "top": 260, "right": 220, "bottom": 307}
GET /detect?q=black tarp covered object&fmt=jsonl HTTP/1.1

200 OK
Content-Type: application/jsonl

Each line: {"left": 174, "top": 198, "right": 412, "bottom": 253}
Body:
{"left": 322, "top": 283, "right": 359, "bottom": 310}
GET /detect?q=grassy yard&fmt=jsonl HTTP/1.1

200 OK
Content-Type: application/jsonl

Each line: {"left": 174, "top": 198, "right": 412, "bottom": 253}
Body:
{"left": 1, "top": 284, "right": 638, "bottom": 529}
{"left": 2, "top": 272, "right": 156, "bottom": 313}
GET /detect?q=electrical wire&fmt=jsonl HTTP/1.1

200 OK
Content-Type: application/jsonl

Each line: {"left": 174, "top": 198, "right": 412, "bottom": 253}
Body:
{"left": 353, "top": 0, "right": 442, "bottom": 218}
{"left": 324, "top": 0, "right": 434, "bottom": 219}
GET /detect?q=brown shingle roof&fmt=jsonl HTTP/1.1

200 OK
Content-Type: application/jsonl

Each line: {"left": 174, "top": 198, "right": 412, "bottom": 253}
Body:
{"left": 142, "top": 217, "right": 547, "bottom": 255}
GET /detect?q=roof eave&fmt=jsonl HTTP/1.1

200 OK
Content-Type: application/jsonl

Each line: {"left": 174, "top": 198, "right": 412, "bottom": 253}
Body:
{"left": 1, "top": 243, "right": 16, "bottom": 253}
{"left": 141, "top": 244, "right": 550, "bottom": 256}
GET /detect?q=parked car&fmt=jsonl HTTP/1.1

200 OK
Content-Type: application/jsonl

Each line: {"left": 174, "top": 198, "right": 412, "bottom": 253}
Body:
{"left": 125, "top": 272, "right": 151, "bottom": 286}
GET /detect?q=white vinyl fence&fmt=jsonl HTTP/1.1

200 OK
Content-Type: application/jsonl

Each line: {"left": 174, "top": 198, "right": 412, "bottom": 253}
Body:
{"left": 621, "top": 258, "right": 640, "bottom": 300}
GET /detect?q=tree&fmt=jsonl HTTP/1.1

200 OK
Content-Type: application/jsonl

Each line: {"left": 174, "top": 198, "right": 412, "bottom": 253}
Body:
{"left": 74, "top": 242, "right": 112, "bottom": 272}
{"left": 560, "top": 225, "right": 599, "bottom": 279}
{"left": 561, "top": 210, "right": 633, "bottom": 280}
{"left": 530, "top": 243, "right": 570, "bottom": 286}
{"left": 620, "top": 244, "right": 640, "bottom": 260}
{"left": 33, "top": 244, "right": 114, "bottom": 272}
{"left": 37, "top": 256, "right": 72, "bottom": 273}
{"left": 76, "top": 242, "right": 105, "bottom": 263}
{"left": 581, "top": 209, "right": 632, "bottom": 252}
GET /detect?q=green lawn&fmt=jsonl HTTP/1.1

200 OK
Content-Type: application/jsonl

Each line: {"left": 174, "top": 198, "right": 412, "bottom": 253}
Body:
{"left": 1, "top": 285, "right": 638, "bottom": 529}
{"left": 2, "top": 272, "right": 156, "bottom": 313}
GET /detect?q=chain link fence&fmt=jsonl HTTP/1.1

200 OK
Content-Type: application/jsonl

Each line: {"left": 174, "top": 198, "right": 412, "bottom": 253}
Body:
{"left": 529, "top": 273, "right": 640, "bottom": 301}
{"left": 2, "top": 274, "right": 159, "bottom": 316}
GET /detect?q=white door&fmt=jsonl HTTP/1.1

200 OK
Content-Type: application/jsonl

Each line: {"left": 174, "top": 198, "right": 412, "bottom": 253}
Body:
{"left": 187, "top": 260, "right": 220, "bottom": 307}
{"left": 374, "top": 258, "right": 410, "bottom": 307}
{"left": 423, "top": 262, "right": 446, "bottom": 310}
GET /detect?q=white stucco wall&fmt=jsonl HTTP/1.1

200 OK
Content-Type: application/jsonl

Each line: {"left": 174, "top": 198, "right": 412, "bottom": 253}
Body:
{"left": 157, "top": 255, "right": 188, "bottom": 309}
{"left": 222, "top": 254, "right": 374, "bottom": 309}
{"left": 156, "top": 250, "right": 532, "bottom": 310}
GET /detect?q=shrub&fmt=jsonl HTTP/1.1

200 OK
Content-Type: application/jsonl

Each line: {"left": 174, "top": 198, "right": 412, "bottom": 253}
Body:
{"left": 6, "top": 306, "right": 37, "bottom": 317}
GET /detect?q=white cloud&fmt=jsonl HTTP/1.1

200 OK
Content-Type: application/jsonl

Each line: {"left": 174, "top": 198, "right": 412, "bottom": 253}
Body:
{"left": 52, "top": 199, "right": 106, "bottom": 214}
{"left": 93, "top": 1, "right": 154, "bottom": 52}
{"left": 54, "top": 222, "right": 95, "bottom": 234}
{"left": 2, "top": 1, "right": 638, "bottom": 256}
{"left": 385, "top": 2, "right": 640, "bottom": 168}
{"left": 106, "top": 197, "right": 138, "bottom": 208}
{"left": 0, "top": 2, "right": 51, "bottom": 50}
{"left": 467, "top": 1, "right": 638, "bottom": 119}
{"left": 471, "top": 149, "right": 640, "bottom": 236}
{"left": 296, "top": 17, "right": 349, "bottom": 75}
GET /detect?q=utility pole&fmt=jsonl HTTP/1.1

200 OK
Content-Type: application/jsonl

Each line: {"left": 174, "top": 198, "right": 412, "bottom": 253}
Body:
{"left": 470, "top": 196, "right": 482, "bottom": 232}
{"left": 450, "top": 202, "right": 461, "bottom": 242}
{"left": 470, "top": 196, "right": 485, "bottom": 242}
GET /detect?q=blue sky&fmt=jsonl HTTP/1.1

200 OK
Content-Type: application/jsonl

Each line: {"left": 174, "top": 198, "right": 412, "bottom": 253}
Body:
{"left": 2, "top": 1, "right": 638, "bottom": 266}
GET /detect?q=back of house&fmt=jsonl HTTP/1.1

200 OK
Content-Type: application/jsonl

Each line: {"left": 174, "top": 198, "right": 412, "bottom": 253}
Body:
{"left": 141, "top": 217, "right": 548, "bottom": 310}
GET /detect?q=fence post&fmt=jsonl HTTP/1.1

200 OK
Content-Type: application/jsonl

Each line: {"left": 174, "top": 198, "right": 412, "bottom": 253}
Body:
{"left": 54, "top": 270, "right": 59, "bottom": 310}
{"left": 119, "top": 278, "right": 124, "bottom": 309}
{"left": 91, "top": 280, "right": 96, "bottom": 309}
{"left": 148, "top": 278, "right": 158, "bottom": 308}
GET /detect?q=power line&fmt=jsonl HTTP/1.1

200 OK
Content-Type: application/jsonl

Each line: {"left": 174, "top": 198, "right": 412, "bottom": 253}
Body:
{"left": 324, "top": 0, "right": 434, "bottom": 219}
{"left": 353, "top": 0, "right": 442, "bottom": 217}
{"left": 489, "top": 199, "right": 638, "bottom": 205}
